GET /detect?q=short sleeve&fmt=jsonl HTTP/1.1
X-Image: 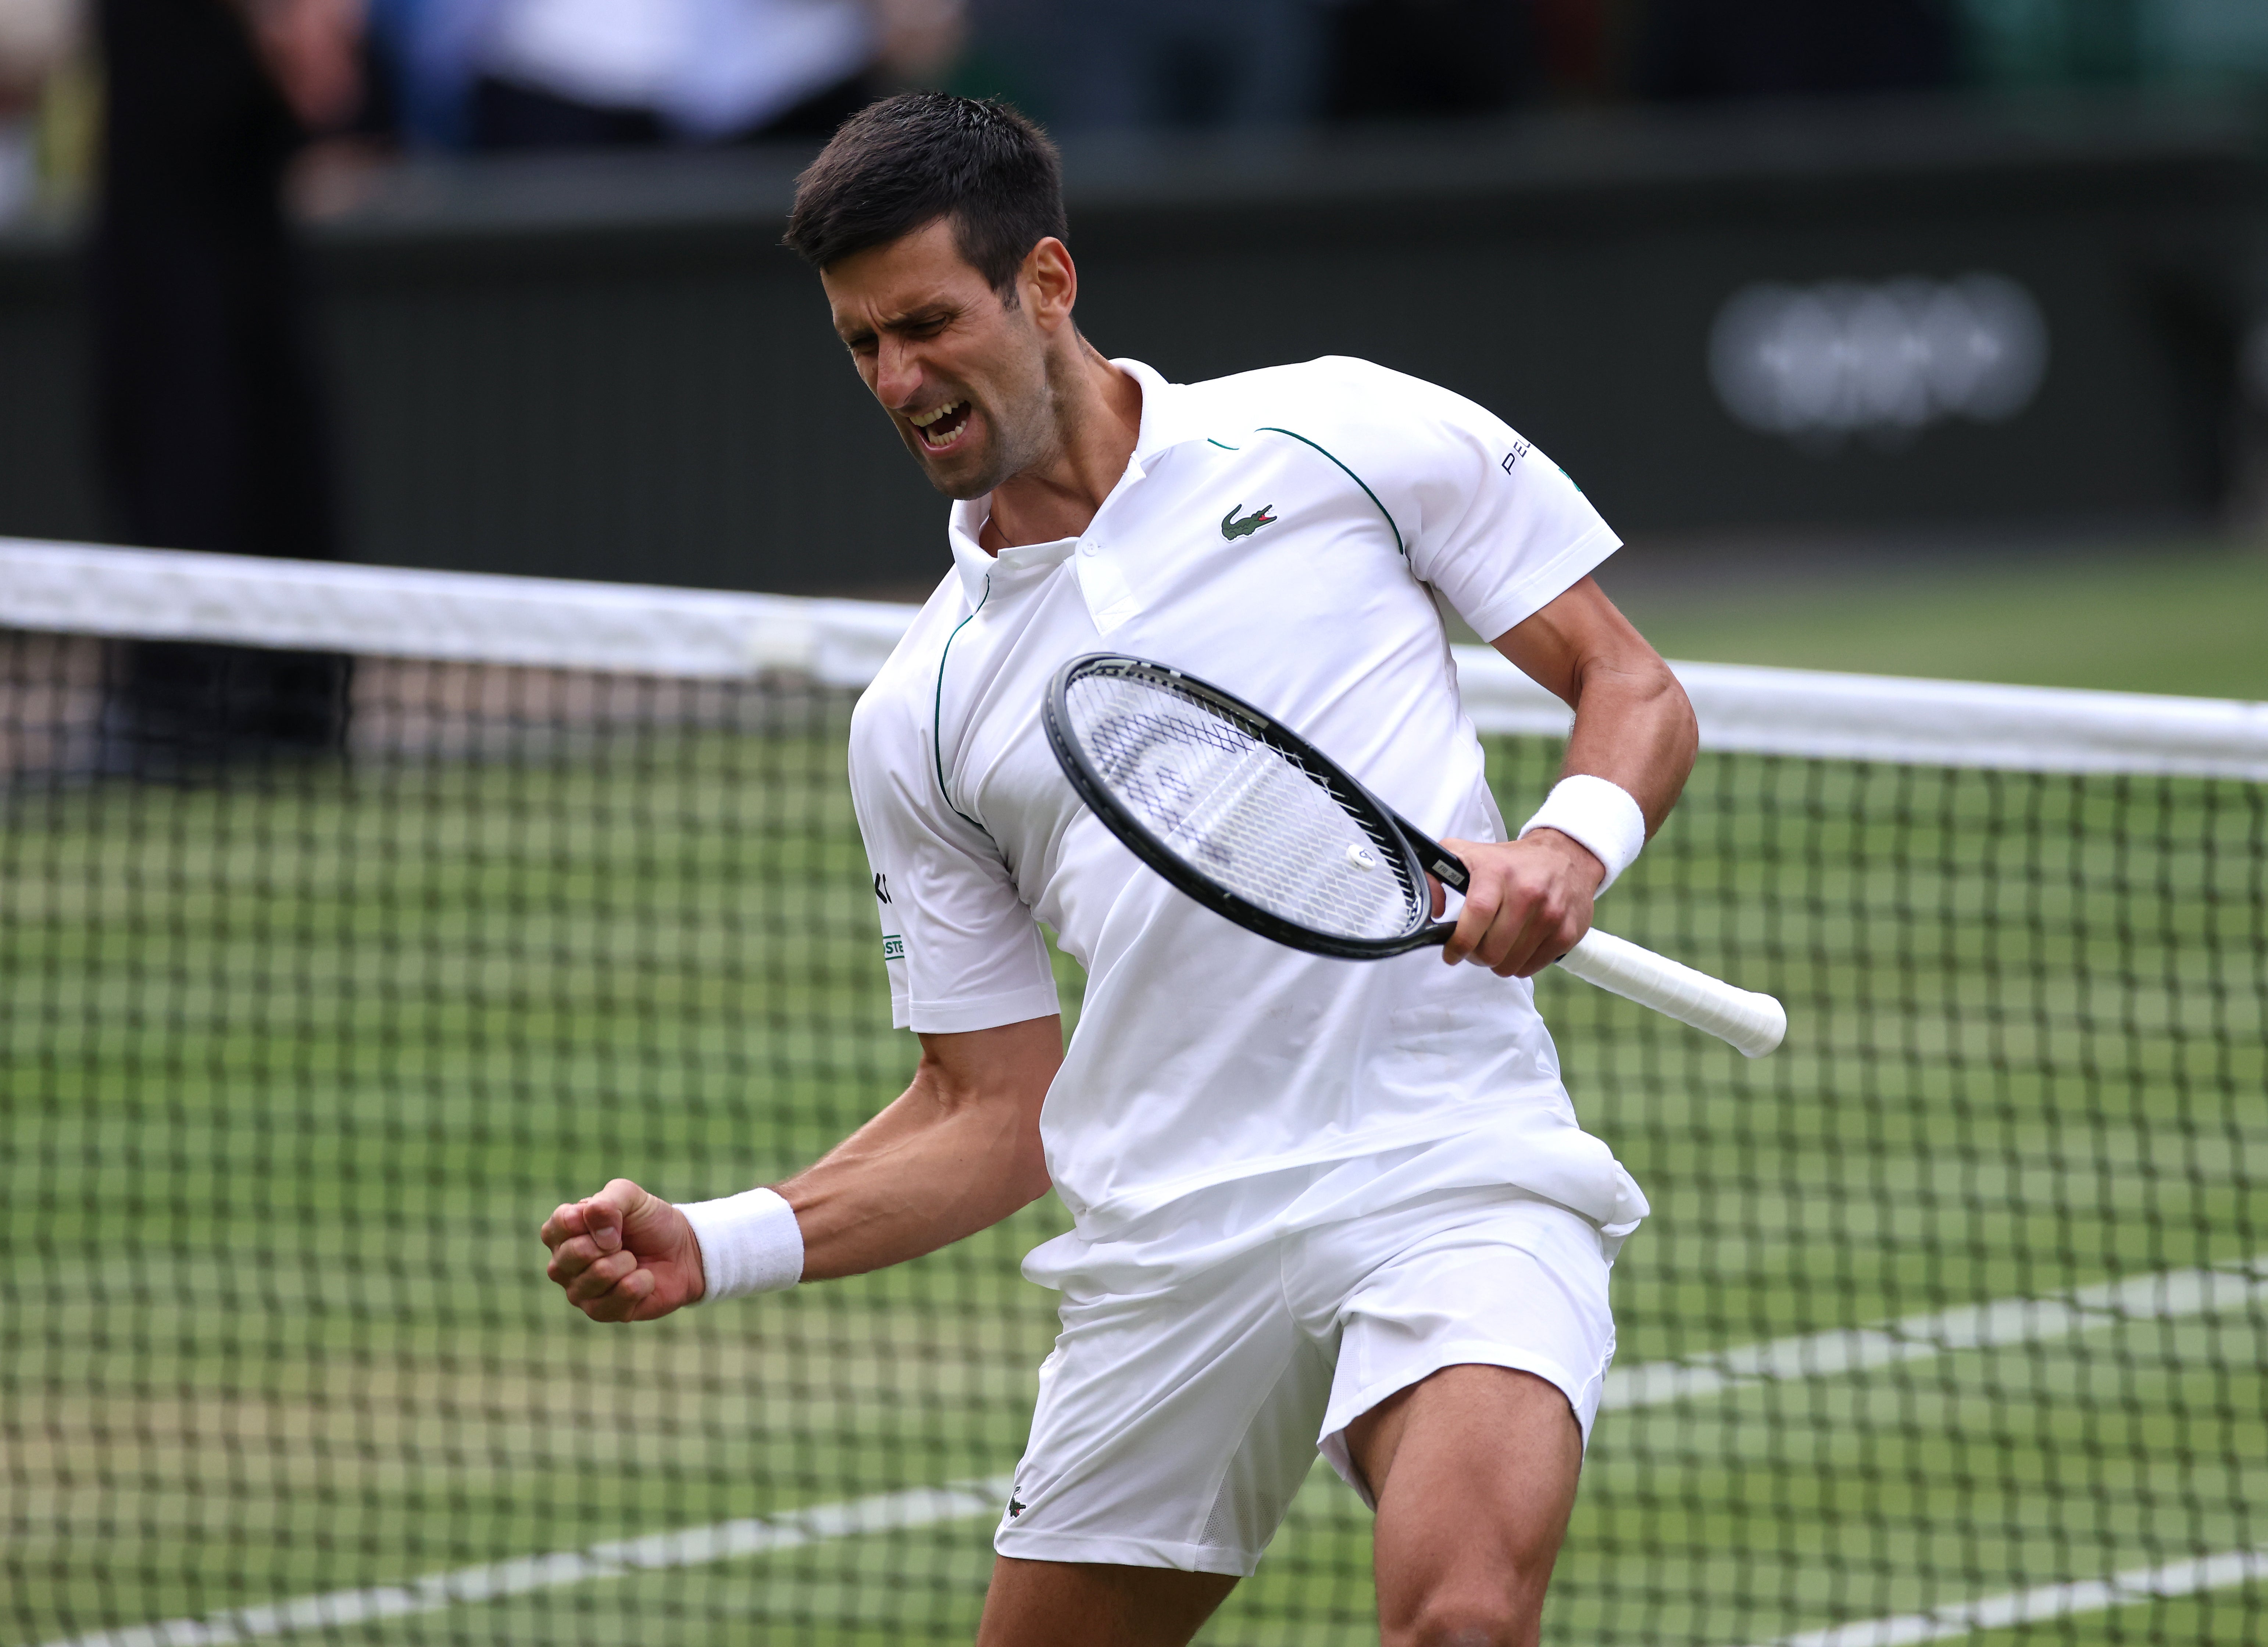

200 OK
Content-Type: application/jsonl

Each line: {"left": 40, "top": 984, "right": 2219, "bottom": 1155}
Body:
{"left": 846, "top": 694, "right": 1061, "bottom": 1035}
{"left": 1320, "top": 362, "right": 1620, "bottom": 644}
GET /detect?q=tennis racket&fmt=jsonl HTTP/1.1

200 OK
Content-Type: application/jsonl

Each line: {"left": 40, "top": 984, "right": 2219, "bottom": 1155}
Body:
{"left": 1042, "top": 653, "right": 1787, "bottom": 1058}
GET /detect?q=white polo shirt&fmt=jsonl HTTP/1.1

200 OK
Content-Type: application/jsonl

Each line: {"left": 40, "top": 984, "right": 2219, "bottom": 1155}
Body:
{"left": 847, "top": 356, "right": 1648, "bottom": 1295}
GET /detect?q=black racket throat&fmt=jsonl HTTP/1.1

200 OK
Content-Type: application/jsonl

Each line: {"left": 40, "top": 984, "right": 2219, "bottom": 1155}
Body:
{"left": 1044, "top": 654, "right": 1472, "bottom": 962}
{"left": 1390, "top": 809, "right": 1470, "bottom": 894}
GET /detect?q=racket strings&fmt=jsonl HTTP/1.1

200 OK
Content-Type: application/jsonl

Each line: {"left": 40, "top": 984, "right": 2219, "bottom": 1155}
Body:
{"left": 1066, "top": 673, "right": 1418, "bottom": 941}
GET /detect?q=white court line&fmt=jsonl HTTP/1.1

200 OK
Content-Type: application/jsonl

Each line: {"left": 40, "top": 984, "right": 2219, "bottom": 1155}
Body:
{"left": 1603, "top": 1253, "right": 2266, "bottom": 1411}
{"left": 37, "top": 1476, "right": 1013, "bottom": 1647}
{"left": 38, "top": 1254, "right": 2264, "bottom": 1647}
{"left": 1753, "top": 1548, "right": 2268, "bottom": 1646}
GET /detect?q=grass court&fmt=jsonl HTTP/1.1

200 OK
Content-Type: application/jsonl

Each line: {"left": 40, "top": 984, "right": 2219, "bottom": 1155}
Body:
{"left": 4, "top": 548, "right": 2264, "bottom": 1645}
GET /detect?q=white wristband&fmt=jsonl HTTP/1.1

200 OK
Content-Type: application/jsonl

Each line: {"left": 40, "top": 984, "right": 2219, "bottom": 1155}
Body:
{"left": 1518, "top": 774, "right": 1646, "bottom": 894}
{"left": 678, "top": 1187, "right": 803, "bottom": 1301}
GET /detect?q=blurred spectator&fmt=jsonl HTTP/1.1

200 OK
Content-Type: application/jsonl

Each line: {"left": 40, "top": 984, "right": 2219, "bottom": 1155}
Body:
{"left": 0, "top": 0, "right": 79, "bottom": 217}
{"left": 370, "top": 0, "right": 964, "bottom": 152}
{"left": 1324, "top": 0, "right": 1538, "bottom": 121}
{"left": 1639, "top": 0, "right": 1957, "bottom": 100}
{"left": 1964, "top": 0, "right": 2268, "bottom": 90}
{"left": 1527, "top": 0, "right": 1622, "bottom": 101}
{"left": 470, "top": 0, "right": 872, "bottom": 146}
{"left": 967, "top": 0, "right": 1325, "bottom": 133}
{"left": 92, "top": 0, "right": 362, "bottom": 772}
{"left": 365, "top": 0, "right": 478, "bottom": 145}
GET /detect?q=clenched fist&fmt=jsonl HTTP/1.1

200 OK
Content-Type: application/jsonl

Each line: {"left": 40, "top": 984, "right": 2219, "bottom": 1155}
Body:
{"left": 539, "top": 1178, "right": 706, "bottom": 1322}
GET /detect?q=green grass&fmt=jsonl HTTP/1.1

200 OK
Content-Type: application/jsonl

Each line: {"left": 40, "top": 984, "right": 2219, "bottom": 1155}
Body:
{"left": 3, "top": 694, "right": 2263, "bottom": 1646}
{"left": 1601, "top": 539, "right": 2268, "bottom": 700}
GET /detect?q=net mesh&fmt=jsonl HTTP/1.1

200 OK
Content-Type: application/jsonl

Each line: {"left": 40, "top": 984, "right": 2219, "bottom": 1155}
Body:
{"left": 1061, "top": 667, "right": 1418, "bottom": 943}
{"left": 3, "top": 565, "right": 2264, "bottom": 1647}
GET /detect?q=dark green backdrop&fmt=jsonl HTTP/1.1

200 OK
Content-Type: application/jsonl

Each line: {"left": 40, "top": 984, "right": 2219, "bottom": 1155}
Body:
{"left": 0, "top": 92, "right": 2254, "bottom": 595}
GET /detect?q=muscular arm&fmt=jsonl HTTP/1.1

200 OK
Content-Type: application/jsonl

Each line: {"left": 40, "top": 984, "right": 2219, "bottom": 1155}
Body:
{"left": 782, "top": 1014, "right": 1058, "bottom": 1279}
{"left": 1437, "top": 574, "right": 1697, "bottom": 977}
{"left": 1497, "top": 574, "right": 1696, "bottom": 833}
{"left": 540, "top": 1014, "right": 1060, "bottom": 1320}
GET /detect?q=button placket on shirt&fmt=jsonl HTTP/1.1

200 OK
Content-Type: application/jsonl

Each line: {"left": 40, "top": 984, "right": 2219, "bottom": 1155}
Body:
{"left": 1073, "top": 519, "right": 1143, "bottom": 633}
{"left": 1072, "top": 449, "right": 1164, "bottom": 633}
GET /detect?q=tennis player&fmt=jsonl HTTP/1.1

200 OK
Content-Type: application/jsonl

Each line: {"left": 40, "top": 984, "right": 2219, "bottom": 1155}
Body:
{"left": 542, "top": 93, "right": 1697, "bottom": 1647}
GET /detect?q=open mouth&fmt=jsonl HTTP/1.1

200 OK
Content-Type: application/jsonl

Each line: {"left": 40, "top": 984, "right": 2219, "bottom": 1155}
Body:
{"left": 909, "top": 400, "right": 973, "bottom": 452}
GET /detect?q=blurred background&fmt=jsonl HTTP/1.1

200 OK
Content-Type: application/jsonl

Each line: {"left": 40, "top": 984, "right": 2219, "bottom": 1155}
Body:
{"left": 0, "top": 0, "right": 2262, "bottom": 696}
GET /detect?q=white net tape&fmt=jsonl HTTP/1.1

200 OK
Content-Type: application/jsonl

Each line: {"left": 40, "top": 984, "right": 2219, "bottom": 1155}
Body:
{"left": 1064, "top": 671, "right": 1417, "bottom": 942}
{"left": 3, "top": 538, "right": 2263, "bottom": 779}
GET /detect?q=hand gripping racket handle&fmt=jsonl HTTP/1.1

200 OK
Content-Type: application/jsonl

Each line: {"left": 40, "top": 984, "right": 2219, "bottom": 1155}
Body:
{"left": 1556, "top": 928, "right": 1787, "bottom": 1058}
{"left": 1394, "top": 820, "right": 1785, "bottom": 1057}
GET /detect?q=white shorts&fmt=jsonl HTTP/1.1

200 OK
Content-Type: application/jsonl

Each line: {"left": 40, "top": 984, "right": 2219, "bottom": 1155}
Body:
{"left": 994, "top": 1185, "right": 1622, "bottom": 1577}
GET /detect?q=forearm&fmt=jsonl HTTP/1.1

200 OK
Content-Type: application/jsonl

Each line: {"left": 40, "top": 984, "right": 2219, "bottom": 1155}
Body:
{"left": 1492, "top": 576, "right": 1697, "bottom": 837}
{"left": 1558, "top": 652, "right": 1696, "bottom": 835}
{"left": 1443, "top": 577, "right": 1696, "bottom": 974}
{"left": 545, "top": 1022, "right": 1057, "bottom": 1322}
{"left": 775, "top": 1017, "right": 1058, "bottom": 1281}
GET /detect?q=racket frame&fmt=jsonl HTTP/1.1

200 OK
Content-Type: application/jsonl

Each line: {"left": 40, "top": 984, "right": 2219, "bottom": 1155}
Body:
{"left": 1044, "top": 654, "right": 1454, "bottom": 961}
{"left": 1046, "top": 653, "right": 1786, "bottom": 1057}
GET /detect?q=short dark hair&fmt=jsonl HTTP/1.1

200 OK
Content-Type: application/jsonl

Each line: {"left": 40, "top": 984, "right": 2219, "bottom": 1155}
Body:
{"left": 783, "top": 93, "right": 1066, "bottom": 296}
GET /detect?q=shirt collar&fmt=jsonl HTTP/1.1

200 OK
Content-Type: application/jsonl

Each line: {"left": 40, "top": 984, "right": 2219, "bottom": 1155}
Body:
{"left": 943, "top": 357, "right": 1197, "bottom": 610}
{"left": 946, "top": 508, "right": 1073, "bottom": 609}
{"left": 1114, "top": 357, "right": 1204, "bottom": 463}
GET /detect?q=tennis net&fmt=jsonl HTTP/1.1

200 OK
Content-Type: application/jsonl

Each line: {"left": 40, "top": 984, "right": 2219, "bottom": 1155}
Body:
{"left": 3, "top": 538, "right": 2262, "bottom": 1647}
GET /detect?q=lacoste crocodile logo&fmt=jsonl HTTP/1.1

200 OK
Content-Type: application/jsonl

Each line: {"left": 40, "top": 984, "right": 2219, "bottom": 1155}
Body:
{"left": 1221, "top": 504, "right": 1277, "bottom": 540}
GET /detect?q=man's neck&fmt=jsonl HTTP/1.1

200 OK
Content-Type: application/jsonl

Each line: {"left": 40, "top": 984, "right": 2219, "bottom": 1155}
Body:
{"left": 978, "top": 343, "right": 1143, "bottom": 554}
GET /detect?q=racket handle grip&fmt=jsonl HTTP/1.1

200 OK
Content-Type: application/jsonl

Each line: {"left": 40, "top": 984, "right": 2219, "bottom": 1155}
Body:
{"left": 1558, "top": 929, "right": 1788, "bottom": 1058}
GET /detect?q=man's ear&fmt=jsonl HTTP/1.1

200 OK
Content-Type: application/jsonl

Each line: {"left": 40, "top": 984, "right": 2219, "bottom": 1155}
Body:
{"left": 1021, "top": 237, "right": 1078, "bottom": 334}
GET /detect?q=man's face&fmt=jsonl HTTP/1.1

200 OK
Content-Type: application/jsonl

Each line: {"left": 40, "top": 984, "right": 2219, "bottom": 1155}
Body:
{"left": 822, "top": 218, "right": 1057, "bottom": 500}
